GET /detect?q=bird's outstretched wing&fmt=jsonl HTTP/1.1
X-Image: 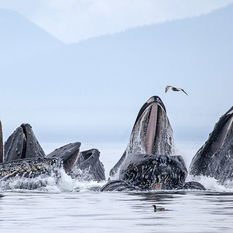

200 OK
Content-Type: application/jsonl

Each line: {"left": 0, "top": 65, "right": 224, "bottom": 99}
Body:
{"left": 165, "top": 85, "right": 188, "bottom": 95}
{"left": 165, "top": 85, "right": 171, "bottom": 93}
{"left": 181, "top": 89, "right": 188, "bottom": 95}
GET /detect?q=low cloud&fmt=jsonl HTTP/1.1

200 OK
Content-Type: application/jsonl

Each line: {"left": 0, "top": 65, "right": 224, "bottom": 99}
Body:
{"left": 1, "top": 0, "right": 233, "bottom": 42}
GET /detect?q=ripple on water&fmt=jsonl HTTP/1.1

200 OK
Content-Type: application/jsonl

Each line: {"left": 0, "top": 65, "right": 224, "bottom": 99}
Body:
{"left": 1, "top": 172, "right": 233, "bottom": 233}
{"left": 0, "top": 187, "right": 233, "bottom": 233}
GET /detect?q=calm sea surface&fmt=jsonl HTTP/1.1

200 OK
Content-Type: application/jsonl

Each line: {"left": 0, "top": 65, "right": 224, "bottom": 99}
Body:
{"left": 1, "top": 143, "right": 233, "bottom": 233}
{"left": 1, "top": 190, "right": 233, "bottom": 233}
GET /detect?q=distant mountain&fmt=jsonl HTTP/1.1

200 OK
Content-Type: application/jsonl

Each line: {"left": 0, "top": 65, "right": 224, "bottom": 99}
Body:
{"left": 1, "top": 5, "right": 233, "bottom": 144}
{"left": 0, "top": 9, "right": 63, "bottom": 66}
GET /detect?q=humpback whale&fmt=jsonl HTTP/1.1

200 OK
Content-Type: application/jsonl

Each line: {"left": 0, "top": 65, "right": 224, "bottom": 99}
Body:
{"left": 189, "top": 106, "right": 233, "bottom": 184}
{"left": 110, "top": 96, "right": 174, "bottom": 177}
{"left": 4, "top": 124, "right": 45, "bottom": 162}
{"left": 0, "top": 123, "right": 105, "bottom": 188}
{"left": 70, "top": 149, "right": 105, "bottom": 182}
{"left": 102, "top": 96, "right": 205, "bottom": 191}
{"left": 102, "top": 154, "right": 188, "bottom": 191}
{"left": 46, "top": 142, "right": 81, "bottom": 173}
{"left": 0, "top": 141, "right": 81, "bottom": 181}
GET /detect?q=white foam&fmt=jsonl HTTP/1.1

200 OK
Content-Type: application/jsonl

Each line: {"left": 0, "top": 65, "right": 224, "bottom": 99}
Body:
{"left": 186, "top": 174, "right": 233, "bottom": 192}
{"left": 0, "top": 167, "right": 107, "bottom": 193}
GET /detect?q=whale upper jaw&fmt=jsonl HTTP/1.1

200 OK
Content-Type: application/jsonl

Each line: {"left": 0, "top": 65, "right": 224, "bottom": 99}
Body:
{"left": 129, "top": 96, "right": 173, "bottom": 155}
{"left": 133, "top": 96, "right": 167, "bottom": 130}
{"left": 46, "top": 142, "right": 81, "bottom": 173}
{"left": 189, "top": 106, "right": 233, "bottom": 182}
{"left": 110, "top": 96, "right": 174, "bottom": 177}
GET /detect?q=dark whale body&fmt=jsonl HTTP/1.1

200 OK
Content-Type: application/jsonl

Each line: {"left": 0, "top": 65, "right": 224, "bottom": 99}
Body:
{"left": 70, "top": 149, "right": 105, "bottom": 181}
{"left": 103, "top": 96, "right": 205, "bottom": 191}
{"left": 0, "top": 141, "right": 81, "bottom": 182}
{"left": 0, "top": 157, "right": 63, "bottom": 181}
{"left": 0, "top": 123, "right": 105, "bottom": 187}
{"left": 102, "top": 153, "right": 205, "bottom": 191}
{"left": 189, "top": 107, "right": 233, "bottom": 184}
{"left": 0, "top": 124, "right": 81, "bottom": 187}
{"left": 4, "top": 124, "right": 45, "bottom": 162}
{"left": 119, "top": 154, "right": 187, "bottom": 190}
{"left": 46, "top": 142, "right": 81, "bottom": 173}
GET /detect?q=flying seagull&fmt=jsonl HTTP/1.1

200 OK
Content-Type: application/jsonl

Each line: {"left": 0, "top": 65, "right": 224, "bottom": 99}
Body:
{"left": 165, "top": 85, "right": 188, "bottom": 95}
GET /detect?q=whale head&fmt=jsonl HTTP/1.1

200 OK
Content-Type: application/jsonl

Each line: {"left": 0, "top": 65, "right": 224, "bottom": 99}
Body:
{"left": 70, "top": 149, "right": 105, "bottom": 182}
{"left": 127, "top": 96, "right": 173, "bottom": 155}
{"left": 4, "top": 123, "right": 45, "bottom": 163}
{"left": 189, "top": 106, "right": 233, "bottom": 181}
{"left": 46, "top": 142, "right": 81, "bottom": 173}
{"left": 110, "top": 96, "right": 174, "bottom": 177}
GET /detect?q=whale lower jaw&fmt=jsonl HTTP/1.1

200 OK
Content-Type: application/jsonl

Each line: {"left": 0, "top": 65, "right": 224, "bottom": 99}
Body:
{"left": 0, "top": 157, "right": 62, "bottom": 181}
{"left": 101, "top": 180, "right": 205, "bottom": 191}
{"left": 103, "top": 154, "right": 205, "bottom": 191}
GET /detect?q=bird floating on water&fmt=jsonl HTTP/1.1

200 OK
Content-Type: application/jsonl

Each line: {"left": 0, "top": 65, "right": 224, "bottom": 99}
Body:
{"left": 165, "top": 85, "right": 188, "bottom": 95}
{"left": 153, "top": 204, "right": 165, "bottom": 212}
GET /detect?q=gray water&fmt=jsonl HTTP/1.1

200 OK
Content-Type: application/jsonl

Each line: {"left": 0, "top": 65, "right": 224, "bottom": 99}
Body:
{"left": 1, "top": 143, "right": 233, "bottom": 233}
{"left": 1, "top": 190, "right": 233, "bottom": 233}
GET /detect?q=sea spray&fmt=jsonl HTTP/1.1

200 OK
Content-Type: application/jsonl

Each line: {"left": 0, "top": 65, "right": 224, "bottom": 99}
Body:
{"left": 186, "top": 174, "right": 233, "bottom": 192}
{"left": 0, "top": 167, "right": 106, "bottom": 193}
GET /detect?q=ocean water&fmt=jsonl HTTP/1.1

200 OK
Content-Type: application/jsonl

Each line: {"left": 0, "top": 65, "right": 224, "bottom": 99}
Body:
{"left": 1, "top": 143, "right": 233, "bottom": 233}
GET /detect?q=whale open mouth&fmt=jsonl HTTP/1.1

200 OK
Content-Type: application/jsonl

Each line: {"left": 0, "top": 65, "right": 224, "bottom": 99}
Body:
{"left": 77, "top": 149, "right": 100, "bottom": 165}
{"left": 46, "top": 142, "right": 81, "bottom": 173}
{"left": 4, "top": 124, "right": 45, "bottom": 163}
{"left": 189, "top": 106, "right": 233, "bottom": 178}
{"left": 128, "top": 96, "right": 174, "bottom": 156}
{"left": 194, "top": 107, "right": 233, "bottom": 159}
{"left": 70, "top": 149, "right": 106, "bottom": 182}
{"left": 133, "top": 96, "right": 167, "bottom": 129}
{"left": 209, "top": 108, "right": 233, "bottom": 154}
{"left": 110, "top": 96, "right": 174, "bottom": 177}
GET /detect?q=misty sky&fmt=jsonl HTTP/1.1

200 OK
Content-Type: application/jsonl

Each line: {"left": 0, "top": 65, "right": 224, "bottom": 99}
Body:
{"left": 0, "top": 0, "right": 233, "bottom": 42}
{"left": 0, "top": 1, "right": 233, "bottom": 157}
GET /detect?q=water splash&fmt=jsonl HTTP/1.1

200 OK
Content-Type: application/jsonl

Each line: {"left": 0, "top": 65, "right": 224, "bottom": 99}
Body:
{"left": 186, "top": 174, "right": 233, "bottom": 192}
{"left": 0, "top": 167, "right": 106, "bottom": 193}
